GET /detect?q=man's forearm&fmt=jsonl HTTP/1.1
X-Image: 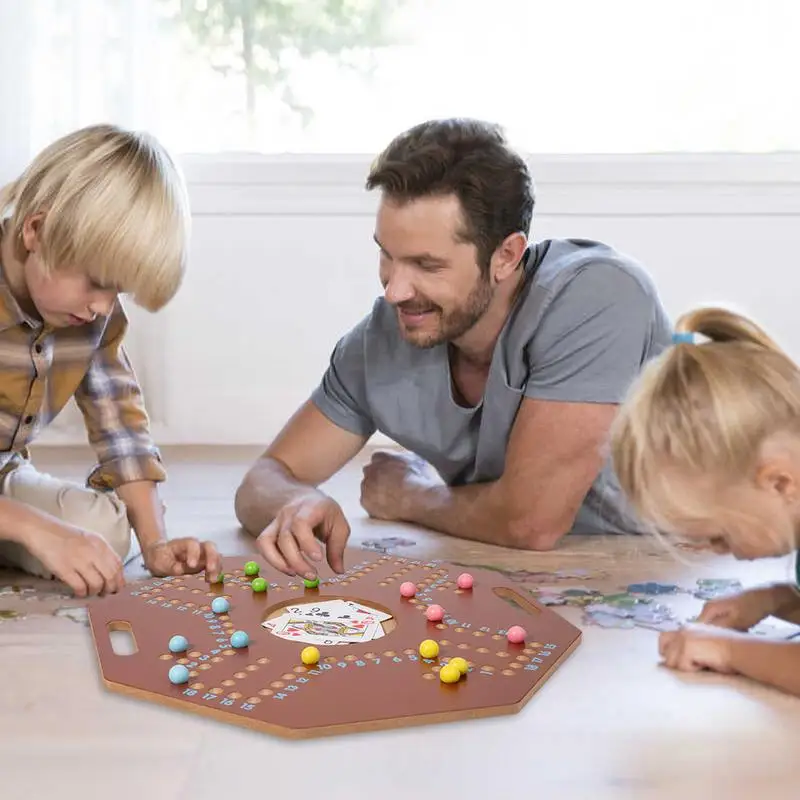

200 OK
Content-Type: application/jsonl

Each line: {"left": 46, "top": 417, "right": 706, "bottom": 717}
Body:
{"left": 400, "top": 481, "right": 562, "bottom": 550}
{"left": 728, "top": 638, "right": 800, "bottom": 696}
{"left": 235, "top": 457, "right": 317, "bottom": 535}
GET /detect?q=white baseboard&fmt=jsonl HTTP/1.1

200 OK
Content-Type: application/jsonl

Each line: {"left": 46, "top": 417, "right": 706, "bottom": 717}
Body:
{"left": 34, "top": 425, "right": 397, "bottom": 449}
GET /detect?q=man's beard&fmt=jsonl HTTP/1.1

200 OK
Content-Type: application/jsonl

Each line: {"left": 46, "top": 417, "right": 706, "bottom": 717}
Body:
{"left": 398, "top": 275, "right": 493, "bottom": 349}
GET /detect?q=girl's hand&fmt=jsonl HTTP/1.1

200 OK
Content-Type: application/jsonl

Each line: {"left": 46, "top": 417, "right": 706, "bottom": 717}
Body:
{"left": 697, "top": 586, "right": 787, "bottom": 630}
{"left": 658, "top": 623, "right": 746, "bottom": 674}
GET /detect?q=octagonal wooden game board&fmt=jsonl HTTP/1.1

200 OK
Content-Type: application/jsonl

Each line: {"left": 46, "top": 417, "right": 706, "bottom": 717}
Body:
{"left": 87, "top": 549, "right": 582, "bottom": 739}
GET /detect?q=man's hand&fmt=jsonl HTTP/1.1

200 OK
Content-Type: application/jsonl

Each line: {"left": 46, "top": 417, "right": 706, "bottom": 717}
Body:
{"left": 142, "top": 538, "right": 222, "bottom": 580}
{"left": 696, "top": 587, "right": 784, "bottom": 631}
{"left": 658, "top": 624, "right": 743, "bottom": 675}
{"left": 360, "top": 450, "right": 435, "bottom": 521}
{"left": 352, "top": 399, "right": 621, "bottom": 551}
{"left": 256, "top": 490, "right": 350, "bottom": 578}
{"left": 26, "top": 523, "right": 125, "bottom": 598}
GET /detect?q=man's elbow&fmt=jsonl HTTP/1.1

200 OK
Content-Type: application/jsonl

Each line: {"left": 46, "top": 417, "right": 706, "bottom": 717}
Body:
{"left": 234, "top": 462, "right": 269, "bottom": 533}
{"left": 505, "top": 515, "right": 571, "bottom": 551}
{"left": 233, "top": 478, "right": 255, "bottom": 532}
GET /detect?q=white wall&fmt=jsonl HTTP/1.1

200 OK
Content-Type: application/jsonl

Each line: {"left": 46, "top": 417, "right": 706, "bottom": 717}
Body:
{"left": 39, "top": 153, "right": 800, "bottom": 447}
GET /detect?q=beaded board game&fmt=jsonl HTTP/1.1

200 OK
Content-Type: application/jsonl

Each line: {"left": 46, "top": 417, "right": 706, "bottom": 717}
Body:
{"left": 87, "top": 549, "right": 582, "bottom": 739}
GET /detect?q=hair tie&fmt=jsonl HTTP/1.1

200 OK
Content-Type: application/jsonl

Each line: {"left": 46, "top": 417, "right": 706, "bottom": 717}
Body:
{"left": 672, "top": 331, "right": 695, "bottom": 344}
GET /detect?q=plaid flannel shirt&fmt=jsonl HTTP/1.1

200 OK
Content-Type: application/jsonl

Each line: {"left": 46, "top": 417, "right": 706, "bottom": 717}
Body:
{"left": 0, "top": 265, "right": 166, "bottom": 490}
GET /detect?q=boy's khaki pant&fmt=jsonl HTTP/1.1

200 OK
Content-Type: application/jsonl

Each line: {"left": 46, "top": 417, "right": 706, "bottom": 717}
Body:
{"left": 0, "top": 462, "right": 133, "bottom": 579}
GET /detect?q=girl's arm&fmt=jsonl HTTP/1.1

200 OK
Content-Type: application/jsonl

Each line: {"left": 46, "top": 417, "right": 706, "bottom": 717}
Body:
{"left": 661, "top": 625, "right": 800, "bottom": 697}
{"left": 769, "top": 583, "right": 800, "bottom": 625}
{"left": 727, "top": 637, "right": 800, "bottom": 696}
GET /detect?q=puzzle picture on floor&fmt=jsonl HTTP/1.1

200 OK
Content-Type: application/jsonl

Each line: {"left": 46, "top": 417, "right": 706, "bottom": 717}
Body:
{"left": 86, "top": 549, "right": 582, "bottom": 739}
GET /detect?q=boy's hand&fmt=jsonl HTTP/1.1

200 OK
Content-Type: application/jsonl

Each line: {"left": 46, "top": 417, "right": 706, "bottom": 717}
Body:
{"left": 142, "top": 538, "right": 222, "bottom": 580}
{"left": 658, "top": 623, "right": 744, "bottom": 675}
{"left": 26, "top": 524, "right": 125, "bottom": 598}
{"left": 696, "top": 586, "right": 784, "bottom": 630}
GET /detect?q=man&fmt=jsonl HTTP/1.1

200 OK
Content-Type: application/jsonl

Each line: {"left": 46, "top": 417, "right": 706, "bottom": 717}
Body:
{"left": 235, "top": 118, "right": 672, "bottom": 580}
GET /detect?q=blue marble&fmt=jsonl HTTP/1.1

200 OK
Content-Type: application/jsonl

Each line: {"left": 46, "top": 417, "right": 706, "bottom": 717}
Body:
{"left": 168, "top": 635, "right": 188, "bottom": 653}
{"left": 211, "top": 597, "right": 230, "bottom": 614}
{"left": 169, "top": 664, "right": 190, "bottom": 684}
{"left": 230, "top": 630, "right": 250, "bottom": 648}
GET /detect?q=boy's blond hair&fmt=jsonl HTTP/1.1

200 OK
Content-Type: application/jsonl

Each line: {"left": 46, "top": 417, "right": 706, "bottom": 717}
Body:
{"left": 0, "top": 124, "right": 190, "bottom": 312}
{"left": 610, "top": 306, "right": 800, "bottom": 533}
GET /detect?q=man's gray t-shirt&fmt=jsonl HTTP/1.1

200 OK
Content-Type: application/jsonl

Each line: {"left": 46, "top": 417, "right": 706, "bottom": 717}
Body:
{"left": 310, "top": 238, "right": 672, "bottom": 535}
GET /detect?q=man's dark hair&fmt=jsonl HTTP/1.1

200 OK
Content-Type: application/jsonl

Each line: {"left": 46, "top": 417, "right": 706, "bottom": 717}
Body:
{"left": 366, "top": 118, "right": 534, "bottom": 274}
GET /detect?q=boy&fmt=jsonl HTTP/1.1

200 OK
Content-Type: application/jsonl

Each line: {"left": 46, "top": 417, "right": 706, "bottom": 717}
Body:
{"left": 0, "top": 123, "right": 221, "bottom": 597}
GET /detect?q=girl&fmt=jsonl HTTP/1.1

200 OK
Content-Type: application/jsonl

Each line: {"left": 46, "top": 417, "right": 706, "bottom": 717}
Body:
{"left": 610, "top": 306, "right": 800, "bottom": 696}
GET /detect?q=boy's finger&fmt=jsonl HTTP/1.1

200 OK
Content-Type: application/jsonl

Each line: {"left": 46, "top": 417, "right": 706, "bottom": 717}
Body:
{"left": 178, "top": 538, "right": 201, "bottom": 569}
{"left": 80, "top": 562, "right": 107, "bottom": 597}
{"left": 98, "top": 557, "right": 124, "bottom": 594}
{"left": 61, "top": 568, "right": 89, "bottom": 598}
{"left": 203, "top": 542, "right": 222, "bottom": 575}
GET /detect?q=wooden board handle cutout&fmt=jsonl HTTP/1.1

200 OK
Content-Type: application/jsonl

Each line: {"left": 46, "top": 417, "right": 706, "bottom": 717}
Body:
{"left": 492, "top": 586, "right": 545, "bottom": 617}
{"left": 107, "top": 621, "right": 138, "bottom": 657}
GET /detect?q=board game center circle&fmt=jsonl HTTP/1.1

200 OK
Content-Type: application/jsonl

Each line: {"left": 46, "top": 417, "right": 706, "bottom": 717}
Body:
{"left": 263, "top": 597, "right": 397, "bottom": 647}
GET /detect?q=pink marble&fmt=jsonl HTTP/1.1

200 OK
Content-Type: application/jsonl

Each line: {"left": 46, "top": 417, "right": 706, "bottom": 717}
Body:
{"left": 456, "top": 573, "right": 474, "bottom": 589}
{"left": 506, "top": 625, "right": 527, "bottom": 644}
{"left": 425, "top": 604, "right": 445, "bottom": 622}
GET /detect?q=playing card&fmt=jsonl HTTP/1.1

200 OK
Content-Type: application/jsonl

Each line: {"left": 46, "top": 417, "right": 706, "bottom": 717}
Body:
{"left": 344, "top": 600, "right": 392, "bottom": 623}
{"left": 263, "top": 612, "right": 291, "bottom": 632}
{"left": 262, "top": 598, "right": 390, "bottom": 645}
{"left": 280, "top": 600, "right": 361, "bottom": 620}
{"left": 263, "top": 610, "right": 343, "bottom": 634}
{"left": 271, "top": 615, "right": 381, "bottom": 645}
{"left": 263, "top": 603, "right": 355, "bottom": 631}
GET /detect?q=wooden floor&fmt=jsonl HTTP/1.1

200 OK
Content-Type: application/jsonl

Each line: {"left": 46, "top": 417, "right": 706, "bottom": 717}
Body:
{"left": 2, "top": 445, "right": 800, "bottom": 800}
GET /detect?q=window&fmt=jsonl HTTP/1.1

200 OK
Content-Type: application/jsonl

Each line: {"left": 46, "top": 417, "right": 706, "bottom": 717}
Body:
{"left": 4, "top": 0, "right": 800, "bottom": 158}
